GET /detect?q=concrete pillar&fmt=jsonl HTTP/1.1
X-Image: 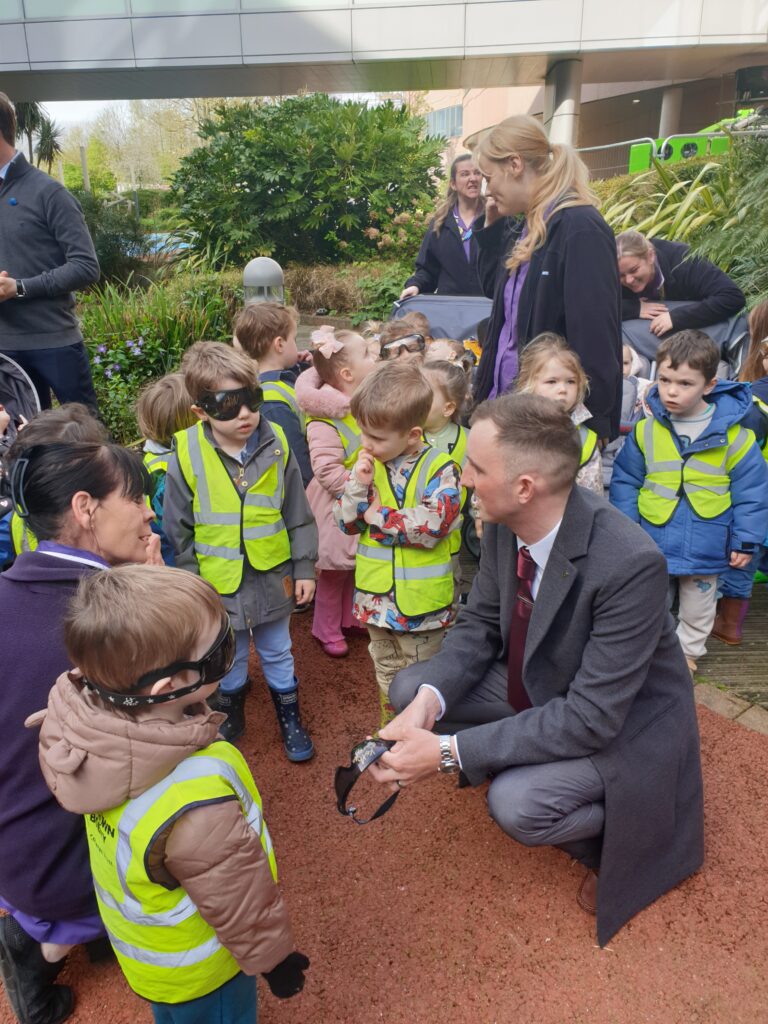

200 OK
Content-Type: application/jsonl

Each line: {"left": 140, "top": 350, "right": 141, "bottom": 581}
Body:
{"left": 658, "top": 86, "right": 683, "bottom": 139}
{"left": 543, "top": 59, "right": 583, "bottom": 147}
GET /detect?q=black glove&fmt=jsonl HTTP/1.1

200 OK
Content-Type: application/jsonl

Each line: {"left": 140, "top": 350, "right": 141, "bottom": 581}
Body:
{"left": 262, "top": 951, "right": 310, "bottom": 999}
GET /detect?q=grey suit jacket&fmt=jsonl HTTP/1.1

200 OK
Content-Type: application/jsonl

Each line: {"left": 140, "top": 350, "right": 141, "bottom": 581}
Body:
{"left": 414, "top": 486, "right": 704, "bottom": 946}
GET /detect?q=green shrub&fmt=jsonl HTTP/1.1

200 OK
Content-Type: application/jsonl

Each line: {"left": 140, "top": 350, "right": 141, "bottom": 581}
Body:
{"left": 72, "top": 189, "right": 149, "bottom": 284}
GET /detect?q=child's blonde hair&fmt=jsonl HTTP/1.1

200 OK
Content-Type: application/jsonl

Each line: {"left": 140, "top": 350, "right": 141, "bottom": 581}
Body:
{"left": 740, "top": 300, "right": 768, "bottom": 383}
{"left": 311, "top": 328, "right": 367, "bottom": 386}
{"left": 425, "top": 337, "right": 474, "bottom": 375}
{"left": 422, "top": 360, "right": 470, "bottom": 425}
{"left": 516, "top": 333, "right": 589, "bottom": 405}
{"left": 378, "top": 312, "right": 432, "bottom": 352}
{"left": 233, "top": 302, "right": 299, "bottom": 361}
{"left": 350, "top": 361, "right": 433, "bottom": 431}
{"left": 136, "top": 373, "right": 196, "bottom": 447}
{"left": 181, "top": 341, "right": 259, "bottom": 403}
{"left": 64, "top": 564, "right": 225, "bottom": 696}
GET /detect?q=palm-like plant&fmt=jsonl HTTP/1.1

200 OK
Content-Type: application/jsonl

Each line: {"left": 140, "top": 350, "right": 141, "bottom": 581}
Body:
{"left": 35, "top": 116, "right": 62, "bottom": 173}
{"left": 14, "top": 101, "right": 44, "bottom": 162}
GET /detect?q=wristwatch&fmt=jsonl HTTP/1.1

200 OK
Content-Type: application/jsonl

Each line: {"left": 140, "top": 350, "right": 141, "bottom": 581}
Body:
{"left": 15, "top": 280, "right": 26, "bottom": 298}
{"left": 438, "top": 734, "right": 460, "bottom": 774}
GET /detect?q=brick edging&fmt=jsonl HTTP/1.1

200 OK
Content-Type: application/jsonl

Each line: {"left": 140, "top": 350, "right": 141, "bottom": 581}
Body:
{"left": 694, "top": 681, "right": 768, "bottom": 736}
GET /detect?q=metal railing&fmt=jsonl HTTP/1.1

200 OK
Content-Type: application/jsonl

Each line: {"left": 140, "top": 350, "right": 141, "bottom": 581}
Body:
{"left": 576, "top": 138, "right": 656, "bottom": 180}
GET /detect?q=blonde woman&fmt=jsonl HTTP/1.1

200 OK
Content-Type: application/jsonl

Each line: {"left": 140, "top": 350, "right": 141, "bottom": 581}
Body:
{"left": 400, "top": 153, "right": 485, "bottom": 299}
{"left": 468, "top": 115, "right": 621, "bottom": 442}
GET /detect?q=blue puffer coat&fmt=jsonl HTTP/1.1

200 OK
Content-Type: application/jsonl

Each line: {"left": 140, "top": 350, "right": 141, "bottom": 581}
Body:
{"left": 609, "top": 380, "right": 768, "bottom": 576}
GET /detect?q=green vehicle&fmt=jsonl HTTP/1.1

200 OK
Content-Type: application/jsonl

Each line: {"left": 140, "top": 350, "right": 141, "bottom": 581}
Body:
{"left": 627, "top": 109, "right": 757, "bottom": 174}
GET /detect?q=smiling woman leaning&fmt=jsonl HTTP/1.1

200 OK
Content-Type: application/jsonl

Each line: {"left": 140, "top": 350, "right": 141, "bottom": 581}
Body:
{"left": 469, "top": 115, "right": 622, "bottom": 442}
{"left": 0, "top": 440, "right": 155, "bottom": 1022}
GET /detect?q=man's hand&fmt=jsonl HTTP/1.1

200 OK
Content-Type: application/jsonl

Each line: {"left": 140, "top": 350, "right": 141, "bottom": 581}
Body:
{"left": 639, "top": 300, "right": 668, "bottom": 320}
{"left": 363, "top": 490, "right": 382, "bottom": 525}
{"left": 368, "top": 687, "right": 443, "bottom": 791}
{"left": 729, "top": 551, "right": 752, "bottom": 569}
{"left": 0, "top": 271, "right": 18, "bottom": 303}
{"left": 354, "top": 449, "right": 375, "bottom": 487}
{"left": 294, "top": 579, "right": 316, "bottom": 604}
{"left": 649, "top": 311, "right": 673, "bottom": 337}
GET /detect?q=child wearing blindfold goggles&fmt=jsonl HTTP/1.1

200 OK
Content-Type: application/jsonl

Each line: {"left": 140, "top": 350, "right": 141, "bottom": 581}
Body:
{"left": 163, "top": 342, "right": 318, "bottom": 760}
{"left": 36, "top": 565, "right": 310, "bottom": 1023}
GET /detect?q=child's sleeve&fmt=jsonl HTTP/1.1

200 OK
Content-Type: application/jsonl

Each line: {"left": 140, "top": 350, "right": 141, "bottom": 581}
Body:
{"left": 164, "top": 801, "right": 295, "bottom": 976}
{"left": 367, "top": 461, "right": 461, "bottom": 548}
{"left": 575, "top": 447, "right": 604, "bottom": 496}
{"left": 608, "top": 426, "right": 646, "bottom": 522}
{"left": 728, "top": 437, "right": 768, "bottom": 552}
{"left": 336, "top": 468, "right": 370, "bottom": 535}
{"left": 262, "top": 404, "right": 313, "bottom": 487}
{"left": 306, "top": 421, "right": 349, "bottom": 497}
{"left": 0, "top": 511, "right": 13, "bottom": 571}
{"left": 161, "top": 451, "right": 200, "bottom": 575}
{"left": 280, "top": 452, "right": 317, "bottom": 579}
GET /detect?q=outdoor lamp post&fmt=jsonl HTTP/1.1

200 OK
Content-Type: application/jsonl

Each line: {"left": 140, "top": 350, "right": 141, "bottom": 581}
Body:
{"left": 243, "top": 256, "right": 284, "bottom": 305}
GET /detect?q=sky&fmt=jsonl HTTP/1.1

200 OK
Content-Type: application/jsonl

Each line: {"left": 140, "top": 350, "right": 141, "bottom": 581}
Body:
{"left": 45, "top": 100, "right": 125, "bottom": 126}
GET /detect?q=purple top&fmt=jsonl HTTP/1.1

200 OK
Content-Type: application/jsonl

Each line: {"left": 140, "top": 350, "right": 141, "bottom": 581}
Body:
{"left": 453, "top": 205, "right": 474, "bottom": 261}
{"left": 489, "top": 259, "right": 530, "bottom": 399}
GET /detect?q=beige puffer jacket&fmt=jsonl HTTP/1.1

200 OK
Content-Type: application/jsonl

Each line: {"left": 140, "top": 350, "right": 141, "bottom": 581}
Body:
{"left": 34, "top": 672, "right": 295, "bottom": 975}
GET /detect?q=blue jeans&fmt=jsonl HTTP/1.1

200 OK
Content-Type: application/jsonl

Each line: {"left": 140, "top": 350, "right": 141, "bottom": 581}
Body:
{"left": 151, "top": 971, "right": 257, "bottom": 1024}
{"left": 1, "top": 342, "right": 98, "bottom": 412}
{"left": 219, "top": 616, "right": 295, "bottom": 694}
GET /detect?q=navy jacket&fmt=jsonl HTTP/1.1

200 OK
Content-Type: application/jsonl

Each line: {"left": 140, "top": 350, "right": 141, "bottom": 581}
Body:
{"left": 474, "top": 206, "right": 622, "bottom": 440}
{"left": 0, "top": 550, "right": 99, "bottom": 920}
{"left": 260, "top": 367, "right": 313, "bottom": 486}
{"left": 621, "top": 238, "right": 745, "bottom": 330}
{"left": 405, "top": 213, "right": 484, "bottom": 296}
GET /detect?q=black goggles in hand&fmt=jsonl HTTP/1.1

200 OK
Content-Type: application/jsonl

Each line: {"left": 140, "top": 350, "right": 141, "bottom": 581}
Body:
{"left": 334, "top": 738, "right": 398, "bottom": 825}
{"left": 198, "top": 386, "right": 263, "bottom": 421}
{"left": 81, "top": 617, "right": 236, "bottom": 708}
{"left": 380, "top": 334, "right": 426, "bottom": 359}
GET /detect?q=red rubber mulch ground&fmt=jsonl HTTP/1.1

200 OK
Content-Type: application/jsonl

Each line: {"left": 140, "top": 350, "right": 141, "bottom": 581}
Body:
{"left": 3, "top": 613, "right": 767, "bottom": 1024}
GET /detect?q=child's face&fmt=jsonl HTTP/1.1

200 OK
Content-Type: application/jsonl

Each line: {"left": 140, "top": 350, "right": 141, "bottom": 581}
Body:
{"left": 656, "top": 360, "right": 716, "bottom": 417}
{"left": 277, "top": 324, "right": 299, "bottom": 368}
{"left": 340, "top": 335, "right": 379, "bottom": 388}
{"left": 148, "top": 614, "right": 225, "bottom": 712}
{"left": 424, "top": 381, "right": 456, "bottom": 432}
{"left": 194, "top": 375, "right": 261, "bottom": 448}
{"left": 360, "top": 423, "right": 423, "bottom": 463}
{"left": 532, "top": 356, "right": 579, "bottom": 414}
{"left": 622, "top": 347, "right": 633, "bottom": 378}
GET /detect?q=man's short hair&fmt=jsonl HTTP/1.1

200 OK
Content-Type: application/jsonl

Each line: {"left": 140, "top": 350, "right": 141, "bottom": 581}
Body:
{"left": 0, "top": 93, "right": 16, "bottom": 147}
{"left": 350, "top": 361, "right": 433, "bottom": 431}
{"left": 470, "top": 393, "right": 581, "bottom": 493}
{"left": 64, "top": 564, "right": 225, "bottom": 696}
{"left": 233, "top": 302, "right": 299, "bottom": 361}
{"left": 181, "top": 341, "right": 259, "bottom": 403}
{"left": 655, "top": 330, "right": 719, "bottom": 381}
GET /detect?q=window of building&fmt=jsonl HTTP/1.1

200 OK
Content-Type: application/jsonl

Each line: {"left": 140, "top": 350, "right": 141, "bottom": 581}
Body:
{"left": 131, "top": 0, "right": 237, "bottom": 12}
{"left": 0, "top": 0, "right": 22, "bottom": 20}
{"left": 23, "top": 0, "right": 127, "bottom": 15}
{"left": 425, "top": 104, "right": 463, "bottom": 140}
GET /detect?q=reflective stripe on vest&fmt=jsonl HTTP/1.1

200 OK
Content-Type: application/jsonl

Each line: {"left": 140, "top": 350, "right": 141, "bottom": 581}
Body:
{"left": 84, "top": 742, "right": 276, "bottom": 1004}
{"left": 174, "top": 422, "right": 291, "bottom": 593}
{"left": 577, "top": 425, "right": 598, "bottom": 469}
{"left": 446, "top": 425, "right": 468, "bottom": 555}
{"left": 355, "top": 446, "right": 455, "bottom": 617}
{"left": 307, "top": 413, "right": 361, "bottom": 469}
{"left": 10, "top": 513, "right": 38, "bottom": 555}
{"left": 754, "top": 396, "right": 768, "bottom": 462}
{"left": 143, "top": 450, "right": 170, "bottom": 475}
{"left": 261, "top": 380, "right": 306, "bottom": 434}
{"left": 635, "top": 417, "right": 754, "bottom": 525}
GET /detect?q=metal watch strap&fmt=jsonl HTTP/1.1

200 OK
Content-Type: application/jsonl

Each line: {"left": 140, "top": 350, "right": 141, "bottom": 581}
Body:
{"left": 438, "top": 734, "right": 459, "bottom": 774}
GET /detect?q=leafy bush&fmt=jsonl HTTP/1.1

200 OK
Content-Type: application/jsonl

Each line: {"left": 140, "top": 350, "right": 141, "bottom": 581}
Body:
{"left": 73, "top": 189, "right": 149, "bottom": 283}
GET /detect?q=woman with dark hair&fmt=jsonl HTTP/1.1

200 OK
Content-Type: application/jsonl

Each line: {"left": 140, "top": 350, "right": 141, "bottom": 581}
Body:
{"left": 0, "top": 442, "right": 155, "bottom": 1024}
{"left": 399, "top": 153, "right": 486, "bottom": 299}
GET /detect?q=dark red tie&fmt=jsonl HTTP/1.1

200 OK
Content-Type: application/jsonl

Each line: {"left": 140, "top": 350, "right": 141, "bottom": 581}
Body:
{"left": 507, "top": 546, "right": 536, "bottom": 711}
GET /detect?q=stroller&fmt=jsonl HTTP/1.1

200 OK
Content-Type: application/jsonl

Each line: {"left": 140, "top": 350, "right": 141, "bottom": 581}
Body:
{"left": 0, "top": 352, "right": 41, "bottom": 516}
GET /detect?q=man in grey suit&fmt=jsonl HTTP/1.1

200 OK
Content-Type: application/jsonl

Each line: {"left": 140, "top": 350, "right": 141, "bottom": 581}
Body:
{"left": 372, "top": 393, "right": 704, "bottom": 947}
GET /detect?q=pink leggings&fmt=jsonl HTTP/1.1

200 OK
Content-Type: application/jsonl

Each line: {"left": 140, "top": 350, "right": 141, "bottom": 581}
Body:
{"left": 312, "top": 569, "right": 357, "bottom": 644}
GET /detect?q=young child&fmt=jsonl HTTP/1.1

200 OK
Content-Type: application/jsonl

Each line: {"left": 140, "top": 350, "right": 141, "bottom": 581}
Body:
{"left": 233, "top": 302, "right": 313, "bottom": 486}
{"left": 377, "top": 313, "right": 431, "bottom": 362}
{"left": 425, "top": 337, "right": 476, "bottom": 375}
{"left": 338, "top": 361, "right": 462, "bottom": 725}
{"left": 36, "top": 564, "right": 309, "bottom": 1024}
{"left": 136, "top": 373, "right": 197, "bottom": 566}
{"left": 515, "top": 333, "right": 604, "bottom": 495}
{"left": 712, "top": 301, "right": 768, "bottom": 643}
{"left": 163, "top": 342, "right": 318, "bottom": 756}
{"left": 610, "top": 329, "right": 768, "bottom": 674}
{"left": 602, "top": 343, "right": 654, "bottom": 490}
{"left": 295, "top": 325, "right": 378, "bottom": 657}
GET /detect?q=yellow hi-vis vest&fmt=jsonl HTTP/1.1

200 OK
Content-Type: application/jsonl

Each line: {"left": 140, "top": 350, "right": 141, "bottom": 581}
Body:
{"left": 578, "top": 425, "right": 598, "bottom": 468}
{"left": 356, "top": 446, "right": 455, "bottom": 617}
{"left": 174, "top": 421, "right": 291, "bottom": 594}
{"left": 754, "top": 396, "right": 768, "bottom": 463}
{"left": 635, "top": 416, "right": 755, "bottom": 526}
{"left": 10, "top": 512, "right": 38, "bottom": 555}
{"left": 426, "top": 424, "right": 468, "bottom": 556}
{"left": 84, "top": 741, "right": 277, "bottom": 1005}
{"left": 307, "top": 413, "right": 361, "bottom": 470}
{"left": 143, "top": 449, "right": 171, "bottom": 475}
{"left": 261, "top": 380, "right": 306, "bottom": 434}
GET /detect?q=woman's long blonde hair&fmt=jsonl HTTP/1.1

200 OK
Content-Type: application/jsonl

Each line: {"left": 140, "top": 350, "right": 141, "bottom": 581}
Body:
{"left": 432, "top": 153, "right": 485, "bottom": 235}
{"left": 468, "top": 115, "right": 595, "bottom": 271}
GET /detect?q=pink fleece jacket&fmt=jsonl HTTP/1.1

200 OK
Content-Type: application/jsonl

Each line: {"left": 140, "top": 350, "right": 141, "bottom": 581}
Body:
{"left": 296, "top": 367, "right": 359, "bottom": 572}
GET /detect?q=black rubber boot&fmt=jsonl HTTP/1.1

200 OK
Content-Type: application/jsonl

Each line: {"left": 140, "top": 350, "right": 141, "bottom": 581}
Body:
{"left": 214, "top": 689, "right": 247, "bottom": 743}
{"left": 269, "top": 685, "right": 314, "bottom": 762}
{"left": 0, "top": 916, "right": 74, "bottom": 1024}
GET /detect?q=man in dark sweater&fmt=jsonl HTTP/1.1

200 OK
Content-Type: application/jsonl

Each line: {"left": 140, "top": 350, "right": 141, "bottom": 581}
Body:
{"left": 0, "top": 93, "right": 100, "bottom": 411}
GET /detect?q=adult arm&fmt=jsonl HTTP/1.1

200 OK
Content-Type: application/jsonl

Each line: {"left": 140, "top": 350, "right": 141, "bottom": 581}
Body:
{"left": 667, "top": 255, "right": 745, "bottom": 332}
{"left": 404, "top": 226, "right": 440, "bottom": 294}
{"left": 19, "top": 187, "right": 100, "bottom": 299}
{"left": 621, "top": 293, "right": 642, "bottom": 321}
{"left": 261, "top": 402, "right": 313, "bottom": 487}
{"left": 161, "top": 452, "right": 200, "bottom": 574}
{"left": 607, "top": 427, "right": 646, "bottom": 522}
{"left": 473, "top": 216, "right": 516, "bottom": 299}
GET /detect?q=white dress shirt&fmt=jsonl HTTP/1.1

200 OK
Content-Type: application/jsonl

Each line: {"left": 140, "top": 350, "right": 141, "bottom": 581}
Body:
{"left": 0, "top": 150, "right": 18, "bottom": 181}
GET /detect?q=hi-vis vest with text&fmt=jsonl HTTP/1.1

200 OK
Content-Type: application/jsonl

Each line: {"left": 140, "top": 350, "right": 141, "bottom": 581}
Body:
{"left": 356, "top": 446, "right": 455, "bottom": 617}
{"left": 84, "top": 741, "right": 277, "bottom": 1005}
{"left": 10, "top": 512, "right": 38, "bottom": 555}
{"left": 261, "top": 380, "right": 306, "bottom": 434}
{"left": 174, "top": 422, "right": 291, "bottom": 594}
{"left": 307, "top": 413, "right": 361, "bottom": 470}
{"left": 635, "top": 416, "right": 754, "bottom": 526}
{"left": 577, "top": 425, "right": 598, "bottom": 469}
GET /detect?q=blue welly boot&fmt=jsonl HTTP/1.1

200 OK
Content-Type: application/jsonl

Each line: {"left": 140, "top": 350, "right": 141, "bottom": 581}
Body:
{"left": 270, "top": 684, "right": 314, "bottom": 762}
